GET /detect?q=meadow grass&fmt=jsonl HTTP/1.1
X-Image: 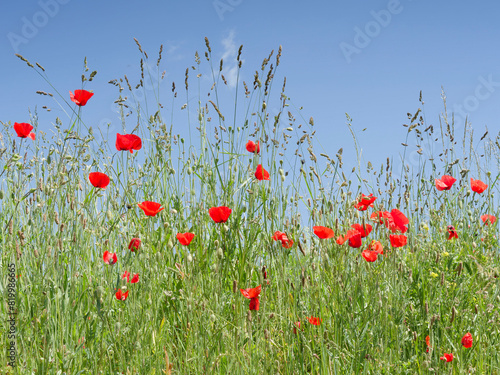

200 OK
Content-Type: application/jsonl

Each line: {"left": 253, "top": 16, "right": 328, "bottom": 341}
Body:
{"left": 1, "top": 39, "right": 500, "bottom": 374}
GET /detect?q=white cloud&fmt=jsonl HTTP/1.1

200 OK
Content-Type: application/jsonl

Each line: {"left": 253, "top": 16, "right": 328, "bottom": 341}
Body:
{"left": 220, "top": 30, "right": 242, "bottom": 88}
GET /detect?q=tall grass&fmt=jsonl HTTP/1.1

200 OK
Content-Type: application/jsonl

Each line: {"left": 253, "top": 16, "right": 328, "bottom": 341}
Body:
{"left": 1, "top": 39, "right": 500, "bottom": 374}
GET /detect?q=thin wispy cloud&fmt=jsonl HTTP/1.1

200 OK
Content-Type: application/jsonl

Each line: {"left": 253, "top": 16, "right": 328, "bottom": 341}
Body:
{"left": 220, "top": 30, "right": 241, "bottom": 88}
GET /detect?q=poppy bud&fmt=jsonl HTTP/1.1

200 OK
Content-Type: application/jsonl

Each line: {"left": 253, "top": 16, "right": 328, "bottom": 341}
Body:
{"left": 223, "top": 224, "right": 229, "bottom": 232}
{"left": 187, "top": 254, "right": 193, "bottom": 262}
{"left": 216, "top": 248, "right": 224, "bottom": 258}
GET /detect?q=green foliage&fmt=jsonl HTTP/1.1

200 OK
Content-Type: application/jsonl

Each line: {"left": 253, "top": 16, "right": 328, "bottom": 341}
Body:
{"left": 1, "top": 41, "right": 499, "bottom": 374}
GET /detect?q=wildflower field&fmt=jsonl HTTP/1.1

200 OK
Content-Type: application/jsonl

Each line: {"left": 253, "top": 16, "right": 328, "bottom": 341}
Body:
{"left": 1, "top": 39, "right": 500, "bottom": 374}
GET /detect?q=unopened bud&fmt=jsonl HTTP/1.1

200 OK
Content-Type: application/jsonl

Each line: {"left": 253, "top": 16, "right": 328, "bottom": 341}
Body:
{"left": 216, "top": 247, "right": 224, "bottom": 258}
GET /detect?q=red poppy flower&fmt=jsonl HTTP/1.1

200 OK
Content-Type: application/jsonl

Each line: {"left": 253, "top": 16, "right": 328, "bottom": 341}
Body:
{"left": 115, "top": 289, "right": 129, "bottom": 301}
{"left": 355, "top": 193, "right": 377, "bottom": 211}
{"left": 255, "top": 164, "right": 270, "bottom": 181}
{"left": 307, "top": 316, "right": 321, "bottom": 326}
{"left": 177, "top": 232, "right": 195, "bottom": 246}
{"left": 390, "top": 234, "right": 407, "bottom": 247}
{"left": 272, "top": 231, "right": 293, "bottom": 248}
{"left": 351, "top": 223, "right": 372, "bottom": 238}
{"left": 346, "top": 229, "right": 362, "bottom": 248}
{"left": 367, "top": 240, "right": 384, "bottom": 255}
{"left": 336, "top": 235, "right": 346, "bottom": 245}
{"left": 293, "top": 321, "right": 301, "bottom": 334}
{"left": 440, "top": 353, "right": 453, "bottom": 362}
{"left": 122, "top": 271, "right": 130, "bottom": 282}
{"left": 462, "top": 332, "right": 473, "bottom": 348}
{"left": 246, "top": 140, "right": 260, "bottom": 154}
{"left": 280, "top": 234, "right": 294, "bottom": 248}
{"left": 425, "top": 335, "right": 431, "bottom": 352}
{"left": 272, "top": 231, "right": 284, "bottom": 241}
{"left": 131, "top": 273, "right": 139, "bottom": 283}
{"left": 116, "top": 133, "right": 142, "bottom": 153}
{"left": 481, "top": 214, "right": 497, "bottom": 225}
{"left": 435, "top": 175, "right": 456, "bottom": 191}
{"left": 313, "top": 226, "right": 335, "bottom": 239}
{"left": 371, "top": 211, "right": 394, "bottom": 227}
{"left": 390, "top": 209, "right": 409, "bottom": 233}
{"left": 13, "top": 122, "right": 36, "bottom": 140}
{"left": 103, "top": 251, "right": 117, "bottom": 265}
{"left": 362, "top": 249, "right": 378, "bottom": 262}
{"left": 89, "top": 172, "right": 110, "bottom": 189}
{"left": 70, "top": 89, "right": 94, "bottom": 106}
{"left": 447, "top": 225, "right": 458, "bottom": 240}
{"left": 240, "top": 285, "right": 261, "bottom": 311}
{"left": 128, "top": 238, "right": 141, "bottom": 251}
{"left": 138, "top": 201, "right": 164, "bottom": 217}
{"left": 209, "top": 206, "right": 232, "bottom": 223}
{"left": 471, "top": 178, "right": 488, "bottom": 194}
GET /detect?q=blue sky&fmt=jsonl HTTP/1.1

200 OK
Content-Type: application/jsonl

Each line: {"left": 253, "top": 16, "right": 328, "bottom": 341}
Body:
{"left": 2, "top": 0, "right": 500, "bottom": 177}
